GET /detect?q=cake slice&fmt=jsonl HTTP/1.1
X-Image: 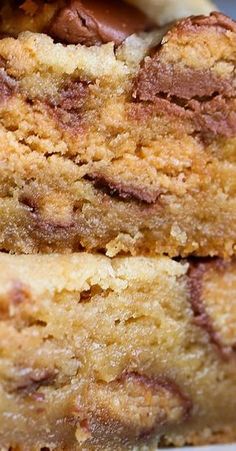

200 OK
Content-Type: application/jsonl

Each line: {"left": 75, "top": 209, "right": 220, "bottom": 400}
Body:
{"left": 0, "top": 253, "right": 235, "bottom": 449}
{"left": 0, "top": 9, "right": 235, "bottom": 256}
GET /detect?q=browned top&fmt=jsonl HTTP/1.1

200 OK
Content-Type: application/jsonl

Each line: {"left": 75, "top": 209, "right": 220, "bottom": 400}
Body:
{"left": 49, "top": 0, "right": 152, "bottom": 45}
{"left": 184, "top": 11, "right": 236, "bottom": 33}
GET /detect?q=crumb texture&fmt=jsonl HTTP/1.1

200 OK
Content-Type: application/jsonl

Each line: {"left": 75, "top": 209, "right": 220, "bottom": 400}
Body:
{"left": 0, "top": 13, "right": 234, "bottom": 256}
{"left": 0, "top": 254, "right": 235, "bottom": 449}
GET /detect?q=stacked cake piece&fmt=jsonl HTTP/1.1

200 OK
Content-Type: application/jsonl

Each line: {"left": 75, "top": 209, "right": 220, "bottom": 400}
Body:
{"left": 0, "top": 0, "right": 235, "bottom": 449}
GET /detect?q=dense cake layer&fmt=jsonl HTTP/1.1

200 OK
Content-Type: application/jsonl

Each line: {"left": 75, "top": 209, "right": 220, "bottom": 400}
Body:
{"left": 0, "top": 12, "right": 235, "bottom": 256}
{"left": 0, "top": 253, "right": 235, "bottom": 449}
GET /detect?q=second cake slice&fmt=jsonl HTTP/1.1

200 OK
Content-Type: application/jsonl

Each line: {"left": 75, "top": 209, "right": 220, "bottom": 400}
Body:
{"left": 0, "top": 253, "right": 235, "bottom": 449}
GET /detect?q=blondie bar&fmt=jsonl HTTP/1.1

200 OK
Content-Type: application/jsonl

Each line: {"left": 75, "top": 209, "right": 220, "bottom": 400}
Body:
{"left": 0, "top": 6, "right": 235, "bottom": 257}
{"left": 0, "top": 253, "right": 235, "bottom": 449}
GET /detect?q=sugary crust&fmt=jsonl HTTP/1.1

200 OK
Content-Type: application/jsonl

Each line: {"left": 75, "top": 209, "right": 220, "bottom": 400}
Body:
{"left": 0, "top": 253, "right": 235, "bottom": 449}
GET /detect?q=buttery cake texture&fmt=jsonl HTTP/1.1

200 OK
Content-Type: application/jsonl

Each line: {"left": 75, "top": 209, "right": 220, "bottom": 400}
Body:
{"left": 0, "top": 253, "right": 235, "bottom": 449}
{"left": 0, "top": 7, "right": 235, "bottom": 256}
{"left": 0, "top": 1, "right": 235, "bottom": 450}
